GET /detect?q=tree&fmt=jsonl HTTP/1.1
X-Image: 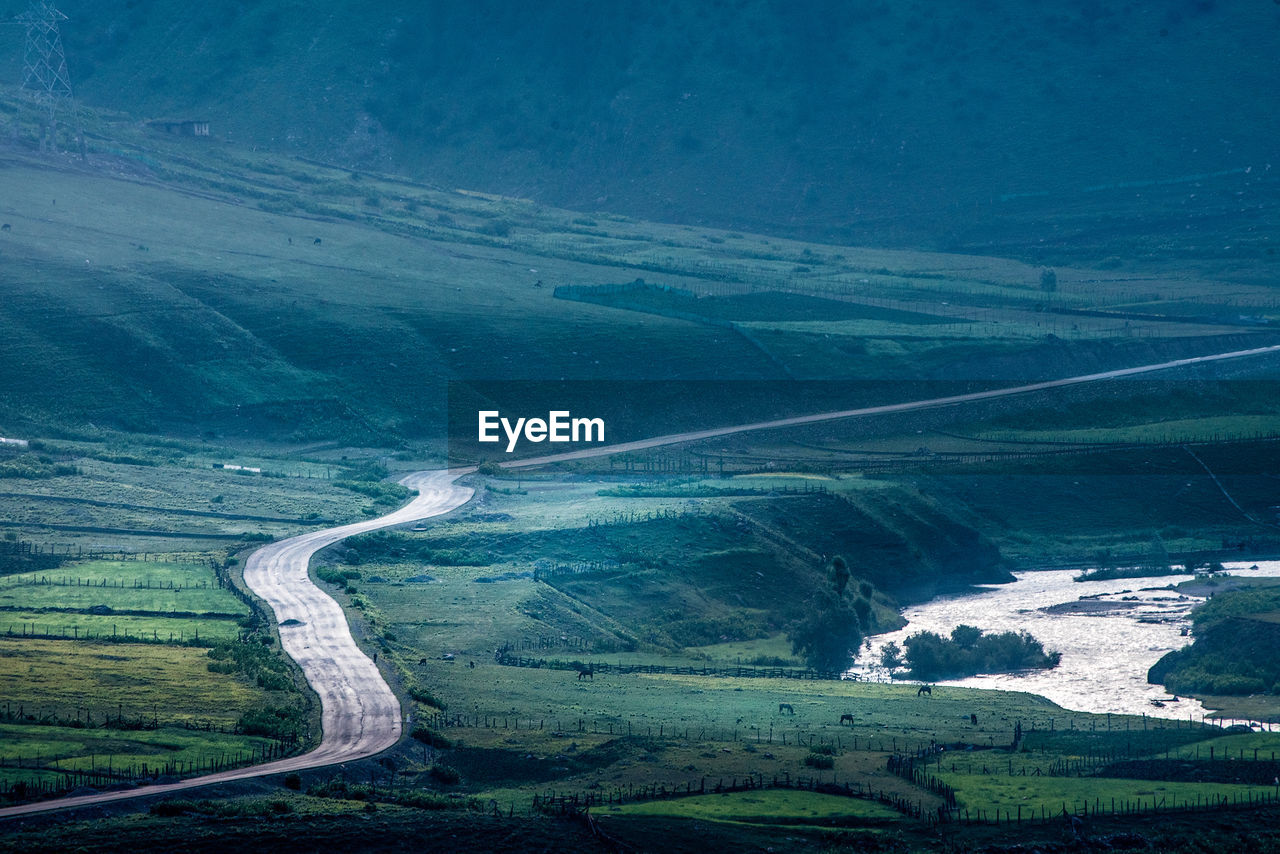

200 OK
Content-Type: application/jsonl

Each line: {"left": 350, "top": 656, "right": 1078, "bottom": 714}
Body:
{"left": 1039, "top": 267, "right": 1057, "bottom": 293}
{"left": 1145, "top": 533, "right": 1170, "bottom": 574}
{"left": 788, "top": 591, "right": 864, "bottom": 672}
{"left": 950, "top": 624, "right": 982, "bottom": 650}
{"left": 879, "top": 641, "right": 903, "bottom": 674}
{"left": 829, "top": 555, "right": 850, "bottom": 597}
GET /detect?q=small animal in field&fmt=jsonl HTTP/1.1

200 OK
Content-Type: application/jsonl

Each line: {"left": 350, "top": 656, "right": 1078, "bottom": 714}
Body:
{"left": 576, "top": 664, "right": 594, "bottom": 680}
{"left": 1, "top": 223, "right": 10, "bottom": 231}
{"left": 313, "top": 237, "right": 322, "bottom": 245}
{"left": 778, "top": 703, "right": 795, "bottom": 715}
{"left": 917, "top": 684, "right": 933, "bottom": 697}
{"left": 970, "top": 713, "right": 978, "bottom": 725}
{"left": 839, "top": 713, "right": 855, "bottom": 726}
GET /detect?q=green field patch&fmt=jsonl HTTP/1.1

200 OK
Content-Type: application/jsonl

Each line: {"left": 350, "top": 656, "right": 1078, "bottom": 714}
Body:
{"left": 605, "top": 788, "right": 902, "bottom": 824}
{"left": 981, "top": 415, "right": 1280, "bottom": 446}
{"left": 1166, "top": 731, "right": 1280, "bottom": 761}
{"left": 938, "top": 770, "right": 1276, "bottom": 818}
{"left": 0, "top": 638, "right": 269, "bottom": 728}
{"left": 0, "top": 722, "right": 276, "bottom": 771}
{"left": 684, "top": 634, "right": 802, "bottom": 667}
{"left": 0, "top": 560, "right": 247, "bottom": 616}
{"left": 562, "top": 284, "right": 955, "bottom": 327}
{"left": 0, "top": 722, "right": 284, "bottom": 803}
{"left": 0, "top": 610, "right": 239, "bottom": 643}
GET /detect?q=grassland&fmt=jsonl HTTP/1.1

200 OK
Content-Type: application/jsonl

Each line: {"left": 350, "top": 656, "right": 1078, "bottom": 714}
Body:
{"left": 3, "top": 87, "right": 1279, "bottom": 455}
{"left": 0, "top": 80, "right": 1279, "bottom": 849}
{"left": 936, "top": 772, "right": 1277, "bottom": 821}
{"left": 0, "top": 554, "right": 315, "bottom": 805}
{"left": 604, "top": 788, "right": 903, "bottom": 824}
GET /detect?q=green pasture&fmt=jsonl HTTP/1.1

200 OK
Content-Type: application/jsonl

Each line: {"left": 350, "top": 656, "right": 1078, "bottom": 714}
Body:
{"left": 0, "top": 560, "right": 246, "bottom": 616}
{"left": 3, "top": 119, "right": 1277, "bottom": 464}
{"left": 1167, "top": 731, "right": 1280, "bottom": 761}
{"left": 979, "top": 415, "right": 1280, "bottom": 447}
{"left": 603, "top": 788, "right": 903, "bottom": 824}
{"left": 938, "top": 771, "right": 1277, "bottom": 819}
{"left": 0, "top": 452, "right": 373, "bottom": 553}
{"left": 0, "top": 723, "right": 278, "bottom": 777}
{"left": 0, "top": 638, "right": 269, "bottom": 728}
{"left": 0, "top": 610, "right": 239, "bottom": 643}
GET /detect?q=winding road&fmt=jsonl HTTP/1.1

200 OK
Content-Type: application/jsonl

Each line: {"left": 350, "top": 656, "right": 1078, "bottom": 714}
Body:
{"left": 2, "top": 341, "right": 1279, "bottom": 819}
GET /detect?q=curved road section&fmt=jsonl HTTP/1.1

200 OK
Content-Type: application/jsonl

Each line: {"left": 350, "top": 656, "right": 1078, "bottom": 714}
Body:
{"left": 2, "top": 341, "right": 1278, "bottom": 819}
{"left": 0, "top": 470, "right": 474, "bottom": 819}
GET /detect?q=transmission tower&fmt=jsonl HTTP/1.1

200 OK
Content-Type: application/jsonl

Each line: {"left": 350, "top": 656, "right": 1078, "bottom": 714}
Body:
{"left": 16, "top": 0, "right": 76, "bottom": 152}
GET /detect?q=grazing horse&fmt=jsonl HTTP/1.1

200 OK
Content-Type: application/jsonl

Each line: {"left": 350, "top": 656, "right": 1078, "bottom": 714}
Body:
{"left": 917, "top": 684, "right": 933, "bottom": 697}
{"left": 839, "top": 713, "right": 855, "bottom": 726}
{"left": 778, "top": 703, "right": 795, "bottom": 715}
{"left": 1, "top": 224, "right": 10, "bottom": 232}
{"left": 576, "top": 664, "right": 594, "bottom": 681}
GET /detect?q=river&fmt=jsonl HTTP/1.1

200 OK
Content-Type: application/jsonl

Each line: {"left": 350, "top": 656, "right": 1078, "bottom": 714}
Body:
{"left": 853, "top": 560, "right": 1280, "bottom": 725}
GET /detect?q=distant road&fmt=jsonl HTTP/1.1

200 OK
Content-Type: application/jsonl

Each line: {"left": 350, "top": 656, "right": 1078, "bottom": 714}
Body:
{"left": 501, "top": 342, "right": 1280, "bottom": 468}
{"left": 3, "top": 340, "right": 1278, "bottom": 819}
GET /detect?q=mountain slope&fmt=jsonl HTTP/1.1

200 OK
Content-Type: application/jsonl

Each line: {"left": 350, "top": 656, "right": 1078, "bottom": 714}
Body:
{"left": 11, "top": 0, "right": 1278, "bottom": 246}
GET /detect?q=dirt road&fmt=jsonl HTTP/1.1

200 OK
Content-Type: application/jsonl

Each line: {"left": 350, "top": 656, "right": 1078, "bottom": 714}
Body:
{"left": 0, "top": 470, "right": 473, "bottom": 819}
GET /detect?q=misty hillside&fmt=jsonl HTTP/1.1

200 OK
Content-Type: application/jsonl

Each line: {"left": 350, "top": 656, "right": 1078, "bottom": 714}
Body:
{"left": 4, "top": 0, "right": 1278, "bottom": 246}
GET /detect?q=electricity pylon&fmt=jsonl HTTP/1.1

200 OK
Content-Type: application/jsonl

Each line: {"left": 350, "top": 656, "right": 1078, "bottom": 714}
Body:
{"left": 16, "top": 1, "right": 77, "bottom": 152}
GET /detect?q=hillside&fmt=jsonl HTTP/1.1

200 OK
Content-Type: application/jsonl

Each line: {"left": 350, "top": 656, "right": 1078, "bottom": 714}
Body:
{"left": 2, "top": 125, "right": 1277, "bottom": 446}
{"left": 2, "top": 1, "right": 1278, "bottom": 249}
{"left": 1150, "top": 582, "right": 1280, "bottom": 697}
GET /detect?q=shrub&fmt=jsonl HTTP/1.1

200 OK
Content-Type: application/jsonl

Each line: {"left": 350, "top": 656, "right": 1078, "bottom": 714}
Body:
{"left": 429, "top": 764, "right": 461, "bottom": 785}
{"left": 150, "top": 799, "right": 198, "bottom": 816}
{"left": 411, "top": 726, "right": 452, "bottom": 748}
{"left": 283, "top": 773, "right": 302, "bottom": 791}
{"left": 408, "top": 686, "right": 445, "bottom": 710}
{"left": 804, "top": 752, "right": 835, "bottom": 769}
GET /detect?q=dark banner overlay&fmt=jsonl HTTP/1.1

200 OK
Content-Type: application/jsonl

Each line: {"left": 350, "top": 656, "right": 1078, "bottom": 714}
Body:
{"left": 446, "top": 379, "right": 1280, "bottom": 478}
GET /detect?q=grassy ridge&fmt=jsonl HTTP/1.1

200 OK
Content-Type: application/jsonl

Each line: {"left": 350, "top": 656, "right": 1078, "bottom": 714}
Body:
{"left": 2, "top": 123, "right": 1277, "bottom": 443}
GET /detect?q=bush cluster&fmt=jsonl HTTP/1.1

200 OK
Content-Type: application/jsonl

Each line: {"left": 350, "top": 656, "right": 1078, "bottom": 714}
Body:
{"left": 903, "top": 625, "right": 1060, "bottom": 681}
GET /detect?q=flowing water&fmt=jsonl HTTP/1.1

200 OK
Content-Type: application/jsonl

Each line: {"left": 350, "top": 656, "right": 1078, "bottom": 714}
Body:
{"left": 853, "top": 560, "right": 1280, "bottom": 724}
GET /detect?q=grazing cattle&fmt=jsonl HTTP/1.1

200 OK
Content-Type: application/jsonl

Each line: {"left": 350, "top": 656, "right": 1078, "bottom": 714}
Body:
{"left": 839, "top": 713, "right": 855, "bottom": 726}
{"left": 313, "top": 237, "right": 322, "bottom": 245}
{"left": 917, "top": 684, "right": 933, "bottom": 697}
{"left": 778, "top": 703, "right": 795, "bottom": 715}
{"left": 576, "top": 664, "right": 594, "bottom": 680}
{"left": 1, "top": 223, "right": 10, "bottom": 231}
